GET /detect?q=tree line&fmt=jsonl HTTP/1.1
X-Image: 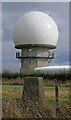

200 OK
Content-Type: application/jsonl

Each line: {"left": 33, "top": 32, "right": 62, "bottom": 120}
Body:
{"left": 1, "top": 70, "right": 71, "bottom": 82}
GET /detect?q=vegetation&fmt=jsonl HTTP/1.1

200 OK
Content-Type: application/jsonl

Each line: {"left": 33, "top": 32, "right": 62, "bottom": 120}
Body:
{"left": 2, "top": 85, "right": 69, "bottom": 104}
{"left": 2, "top": 70, "right": 71, "bottom": 82}
{"left": 2, "top": 84, "right": 70, "bottom": 118}
{"left": 1, "top": 70, "right": 70, "bottom": 118}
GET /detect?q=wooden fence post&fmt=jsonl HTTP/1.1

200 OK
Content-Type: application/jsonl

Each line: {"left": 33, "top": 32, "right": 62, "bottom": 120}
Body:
{"left": 55, "top": 79, "right": 59, "bottom": 117}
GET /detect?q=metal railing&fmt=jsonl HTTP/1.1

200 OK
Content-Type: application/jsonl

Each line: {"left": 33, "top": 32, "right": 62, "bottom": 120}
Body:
{"left": 16, "top": 51, "right": 54, "bottom": 59}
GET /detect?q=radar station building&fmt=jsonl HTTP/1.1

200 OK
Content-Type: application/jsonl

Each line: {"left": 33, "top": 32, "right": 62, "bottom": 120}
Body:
{"left": 13, "top": 11, "right": 58, "bottom": 74}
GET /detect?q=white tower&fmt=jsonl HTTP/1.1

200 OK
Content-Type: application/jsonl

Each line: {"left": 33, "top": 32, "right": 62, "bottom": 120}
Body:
{"left": 13, "top": 11, "right": 59, "bottom": 112}
{"left": 13, "top": 11, "right": 58, "bottom": 74}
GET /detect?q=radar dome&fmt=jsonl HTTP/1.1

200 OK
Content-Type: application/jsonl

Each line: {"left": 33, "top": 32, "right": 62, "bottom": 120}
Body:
{"left": 13, "top": 11, "right": 59, "bottom": 49}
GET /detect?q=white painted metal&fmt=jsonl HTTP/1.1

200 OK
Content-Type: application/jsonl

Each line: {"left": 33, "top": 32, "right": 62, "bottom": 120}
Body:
{"left": 34, "top": 65, "right": 71, "bottom": 75}
{"left": 13, "top": 11, "right": 58, "bottom": 48}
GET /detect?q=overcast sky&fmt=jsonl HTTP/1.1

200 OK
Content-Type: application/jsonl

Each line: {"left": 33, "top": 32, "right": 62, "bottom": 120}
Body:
{"left": 2, "top": 2, "right": 69, "bottom": 72}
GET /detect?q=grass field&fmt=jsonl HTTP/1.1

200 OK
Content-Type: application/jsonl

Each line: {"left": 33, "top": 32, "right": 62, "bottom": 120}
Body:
{"left": 1, "top": 78, "right": 70, "bottom": 118}
{"left": 2, "top": 84, "right": 70, "bottom": 118}
{"left": 2, "top": 85, "right": 69, "bottom": 105}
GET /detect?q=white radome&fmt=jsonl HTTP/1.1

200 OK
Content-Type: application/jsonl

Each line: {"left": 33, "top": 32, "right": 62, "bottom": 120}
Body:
{"left": 34, "top": 66, "right": 71, "bottom": 75}
{"left": 13, "top": 11, "right": 59, "bottom": 48}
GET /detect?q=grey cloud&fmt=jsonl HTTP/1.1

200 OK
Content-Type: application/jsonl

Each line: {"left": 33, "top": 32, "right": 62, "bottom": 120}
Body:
{"left": 2, "top": 62, "right": 20, "bottom": 72}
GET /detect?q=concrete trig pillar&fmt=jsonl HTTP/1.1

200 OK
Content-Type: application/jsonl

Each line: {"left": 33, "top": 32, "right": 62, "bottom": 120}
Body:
{"left": 22, "top": 77, "right": 44, "bottom": 108}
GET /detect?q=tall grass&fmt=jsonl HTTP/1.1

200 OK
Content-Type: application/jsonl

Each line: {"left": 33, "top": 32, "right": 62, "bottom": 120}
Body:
{"left": 2, "top": 85, "right": 70, "bottom": 118}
